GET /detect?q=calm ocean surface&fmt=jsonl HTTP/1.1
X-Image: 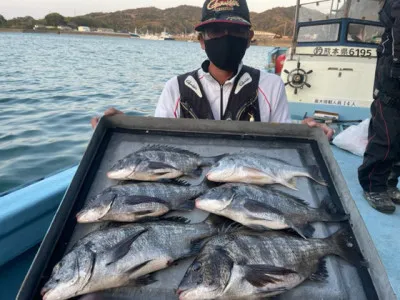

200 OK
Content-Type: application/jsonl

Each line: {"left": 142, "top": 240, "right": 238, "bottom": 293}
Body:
{"left": 0, "top": 33, "right": 272, "bottom": 193}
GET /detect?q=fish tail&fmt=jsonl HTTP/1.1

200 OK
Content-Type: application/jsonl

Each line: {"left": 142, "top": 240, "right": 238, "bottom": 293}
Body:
{"left": 204, "top": 214, "right": 239, "bottom": 231}
{"left": 318, "top": 196, "right": 349, "bottom": 222}
{"left": 199, "top": 153, "right": 228, "bottom": 166}
{"left": 327, "top": 229, "right": 367, "bottom": 268}
{"left": 291, "top": 222, "right": 315, "bottom": 239}
{"left": 198, "top": 177, "right": 220, "bottom": 190}
{"left": 305, "top": 165, "right": 328, "bottom": 186}
{"left": 183, "top": 168, "right": 203, "bottom": 178}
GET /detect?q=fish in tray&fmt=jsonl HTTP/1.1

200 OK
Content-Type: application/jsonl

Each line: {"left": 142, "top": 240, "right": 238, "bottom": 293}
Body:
{"left": 206, "top": 153, "right": 327, "bottom": 190}
{"left": 177, "top": 229, "right": 366, "bottom": 300}
{"left": 195, "top": 183, "right": 348, "bottom": 238}
{"left": 76, "top": 180, "right": 208, "bottom": 223}
{"left": 41, "top": 216, "right": 225, "bottom": 300}
{"left": 107, "top": 144, "right": 224, "bottom": 181}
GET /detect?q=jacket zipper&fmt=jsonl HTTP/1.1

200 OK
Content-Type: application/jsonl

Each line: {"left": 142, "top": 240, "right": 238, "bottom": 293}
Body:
{"left": 180, "top": 101, "right": 198, "bottom": 119}
{"left": 236, "top": 95, "right": 258, "bottom": 120}
{"left": 220, "top": 85, "right": 224, "bottom": 120}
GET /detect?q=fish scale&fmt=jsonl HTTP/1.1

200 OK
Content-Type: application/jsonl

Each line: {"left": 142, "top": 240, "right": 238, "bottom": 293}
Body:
{"left": 42, "top": 218, "right": 220, "bottom": 300}
{"left": 206, "top": 153, "right": 327, "bottom": 190}
{"left": 77, "top": 181, "right": 207, "bottom": 223}
{"left": 178, "top": 230, "right": 364, "bottom": 300}
{"left": 107, "top": 145, "right": 218, "bottom": 181}
{"left": 195, "top": 183, "right": 348, "bottom": 238}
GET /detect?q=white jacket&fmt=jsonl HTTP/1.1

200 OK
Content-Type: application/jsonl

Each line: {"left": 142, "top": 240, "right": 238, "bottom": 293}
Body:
{"left": 155, "top": 63, "right": 291, "bottom": 123}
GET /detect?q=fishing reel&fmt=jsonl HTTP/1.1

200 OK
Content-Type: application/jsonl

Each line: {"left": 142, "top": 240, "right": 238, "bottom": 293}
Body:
{"left": 284, "top": 61, "right": 313, "bottom": 95}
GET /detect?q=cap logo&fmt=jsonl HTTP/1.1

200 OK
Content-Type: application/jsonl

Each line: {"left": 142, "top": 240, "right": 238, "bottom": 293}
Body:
{"left": 207, "top": 0, "right": 240, "bottom": 12}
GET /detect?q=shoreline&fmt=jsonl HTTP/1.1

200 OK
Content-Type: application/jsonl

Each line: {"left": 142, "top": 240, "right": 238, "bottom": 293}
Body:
{"left": 0, "top": 28, "right": 292, "bottom": 47}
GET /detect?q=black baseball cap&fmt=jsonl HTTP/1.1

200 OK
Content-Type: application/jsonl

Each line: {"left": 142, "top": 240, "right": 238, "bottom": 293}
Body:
{"left": 195, "top": 0, "right": 252, "bottom": 31}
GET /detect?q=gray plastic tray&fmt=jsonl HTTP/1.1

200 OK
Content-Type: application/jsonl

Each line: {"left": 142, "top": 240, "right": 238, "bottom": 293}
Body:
{"left": 18, "top": 115, "right": 394, "bottom": 300}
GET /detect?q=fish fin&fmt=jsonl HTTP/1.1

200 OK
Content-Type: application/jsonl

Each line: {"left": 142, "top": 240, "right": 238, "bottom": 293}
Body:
{"left": 186, "top": 168, "right": 203, "bottom": 178}
{"left": 279, "top": 178, "right": 298, "bottom": 190}
{"left": 106, "top": 228, "right": 148, "bottom": 266}
{"left": 200, "top": 178, "right": 222, "bottom": 189}
{"left": 134, "top": 210, "right": 156, "bottom": 216}
{"left": 132, "top": 216, "right": 190, "bottom": 223}
{"left": 160, "top": 216, "right": 191, "bottom": 223}
{"left": 204, "top": 214, "right": 237, "bottom": 229}
{"left": 175, "top": 199, "right": 195, "bottom": 211}
{"left": 243, "top": 199, "right": 284, "bottom": 216}
{"left": 200, "top": 153, "right": 228, "bottom": 166}
{"left": 306, "top": 165, "right": 328, "bottom": 186}
{"left": 319, "top": 196, "right": 349, "bottom": 222}
{"left": 124, "top": 260, "right": 152, "bottom": 277}
{"left": 242, "top": 167, "right": 273, "bottom": 182}
{"left": 168, "top": 179, "right": 191, "bottom": 186}
{"left": 131, "top": 273, "right": 157, "bottom": 287}
{"left": 189, "top": 236, "right": 213, "bottom": 256}
{"left": 244, "top": 264, "right": 297, "bottom": 288}
{"left": 309, "top": 259, "right": 329, "bottom": 282}
{"left": 146, "top": 161, "right": 178, "bottom": 171}
{"left": 130, "top": 216, "right": 162, "bottom": 223}
{"left": 327, "top": 228, "right": 368, "bottom": 268}
{"left": 136, "top": 144, "right": 200, "bottom": 157}
{"left": 276, "top": 190, "right": 310, "bottom": 207}
{"left": 123, "top": 195, "right": 170, "bottom": 206}
{"left": 289, "top": 222, "right": 315, "bottom": 239}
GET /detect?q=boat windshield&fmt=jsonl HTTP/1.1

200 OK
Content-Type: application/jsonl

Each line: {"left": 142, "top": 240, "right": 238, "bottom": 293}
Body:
{"left": 346, "top": 23, "right": 384, "bottom": 44}
{"left": 298, "top": 23, "right": 340, "bottom": 42}
{"left": 299, "top": 0, "right": 381, "bottom": 22}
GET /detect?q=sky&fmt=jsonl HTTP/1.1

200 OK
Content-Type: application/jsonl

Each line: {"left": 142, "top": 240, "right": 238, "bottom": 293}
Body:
{"left": 0, "top": 0, "right": 296, "bottom": 19}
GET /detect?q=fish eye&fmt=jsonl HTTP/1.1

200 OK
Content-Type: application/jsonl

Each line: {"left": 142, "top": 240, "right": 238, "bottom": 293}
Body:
{"left": 192, "top": 262, "right": 201, "bottom": 271}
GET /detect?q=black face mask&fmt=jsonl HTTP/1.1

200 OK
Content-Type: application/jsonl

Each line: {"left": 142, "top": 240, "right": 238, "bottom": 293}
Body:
{"left": 204, "top": 35, "right": 248, "bottom": 72}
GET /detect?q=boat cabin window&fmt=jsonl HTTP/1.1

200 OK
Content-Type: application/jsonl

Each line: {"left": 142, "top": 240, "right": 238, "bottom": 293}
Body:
{"left": 347, "top": 23, "right": 384, "bottom": 44}
{"left": 297, "top": 23, "right": 340, "bottom": 42}
{"left": 298, "top": 0, "right": 381, "bottom": 22}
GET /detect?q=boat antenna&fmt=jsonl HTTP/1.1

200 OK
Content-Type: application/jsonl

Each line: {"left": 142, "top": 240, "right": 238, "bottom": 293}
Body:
{"left": 290, "top": 0, "right": 301, "bottom": 60}
{"left": 344, "top": 0, "right": 352, "bottom": 18}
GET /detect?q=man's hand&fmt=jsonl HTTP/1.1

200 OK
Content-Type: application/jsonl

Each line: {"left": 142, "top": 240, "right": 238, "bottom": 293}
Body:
{"left": 302, "top": 117, "right": 334, "bottom": 141}
{"left": 91, "top": 107, "right": 124, "bottom": 129}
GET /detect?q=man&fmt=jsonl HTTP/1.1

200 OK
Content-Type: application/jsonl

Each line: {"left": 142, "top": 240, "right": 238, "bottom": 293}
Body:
{"left": 358, "top": 0, "right": 400, "bottom": 213}
{"left": 91, "top": 0, "right": 333, "bottom": 135}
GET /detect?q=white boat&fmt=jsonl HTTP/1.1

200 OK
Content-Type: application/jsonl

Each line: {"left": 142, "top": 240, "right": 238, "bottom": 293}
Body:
{"left": 160, "top": 27, "right": 175, "bottom": 41}
{"left": 283, "top": 0, "right": 383, "bottom": 121}
{"left": 141, "top": 29, "right": 162, "bottom": 40}
{"left": 266, "top": 1, "right": 398, "bottom": 297}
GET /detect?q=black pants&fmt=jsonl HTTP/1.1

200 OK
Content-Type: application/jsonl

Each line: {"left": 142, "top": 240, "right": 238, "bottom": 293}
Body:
{"left": 358, "top": 99, "right": 400, "bottom": 192}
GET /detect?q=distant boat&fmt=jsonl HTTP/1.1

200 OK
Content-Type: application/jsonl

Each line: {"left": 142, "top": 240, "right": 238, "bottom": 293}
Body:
{"left": 160, "top": 27, "right": 175, "bottom": 41}
{"left": 130, "top": 28, "right": 140, "bottom": 38}
{"left": 130, "top": 33, "right": 140, "bottom": 38}
{"left": 141, "top": 30, "right": 161, "bottom": 40}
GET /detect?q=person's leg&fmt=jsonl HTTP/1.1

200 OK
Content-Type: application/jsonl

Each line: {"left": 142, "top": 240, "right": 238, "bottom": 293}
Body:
{"left": 358, "top": 100, "right": 398, "bottom": 213}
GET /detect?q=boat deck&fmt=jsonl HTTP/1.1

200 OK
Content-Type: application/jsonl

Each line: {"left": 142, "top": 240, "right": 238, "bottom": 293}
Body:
{"left": 332, "top": 147, "right": 400, "bottom": 298}
{"left": 0, "top": 146, "right": 399, "bottom": 299}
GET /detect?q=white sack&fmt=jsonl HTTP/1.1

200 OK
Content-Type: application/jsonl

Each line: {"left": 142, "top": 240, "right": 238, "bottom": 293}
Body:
{"left": 332, "top": 119, "right": 370, "bottom": 157}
